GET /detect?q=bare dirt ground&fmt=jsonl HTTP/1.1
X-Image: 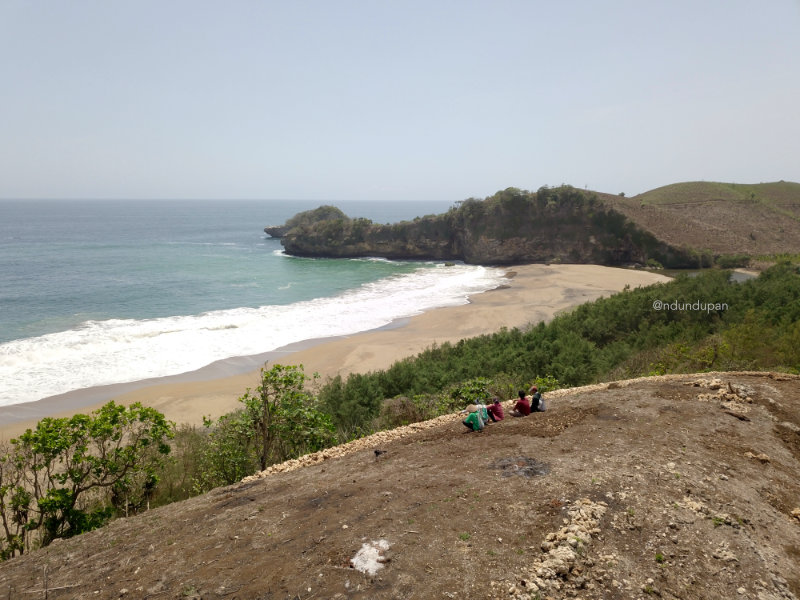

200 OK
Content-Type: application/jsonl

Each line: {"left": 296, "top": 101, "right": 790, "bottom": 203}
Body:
{"left": 597, "top": 192, "right": 800, "bottom": 257}
{"left": 1, "top": 372, "right": 799, "bottom": 600}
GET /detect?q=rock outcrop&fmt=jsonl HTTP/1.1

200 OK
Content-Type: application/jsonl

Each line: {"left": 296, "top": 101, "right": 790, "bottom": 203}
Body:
{"left": 263, "top": 224, "right": 290, "bottom": 238}
{"left": 264, "top": 205, "right": 347, "bottom": 238}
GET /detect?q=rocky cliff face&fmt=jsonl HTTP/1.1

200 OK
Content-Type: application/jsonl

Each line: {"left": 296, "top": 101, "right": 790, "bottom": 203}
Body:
{"left": 276, "top": 187, "right": 695, "bottom": 267}
{"left": 263, "top": 224, "right": 289, "bottom": 237}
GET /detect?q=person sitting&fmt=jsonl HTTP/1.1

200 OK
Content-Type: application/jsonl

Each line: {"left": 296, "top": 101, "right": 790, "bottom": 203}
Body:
{"left": 486, "top": 397, "right": 504, "bottom": 421}
{"left": 462, "top": 405, "right": 484, "bottom": 432}
{"left": 529, "top": 385, "right": 544, "bottom": 412}
{"left": 510, "top": 390, "right": 531, "bottom": 417}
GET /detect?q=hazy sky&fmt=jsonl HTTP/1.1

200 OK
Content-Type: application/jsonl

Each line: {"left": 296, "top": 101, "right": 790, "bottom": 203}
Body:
{"left": 1, "top": 1, "right": 798, "bottom": 201}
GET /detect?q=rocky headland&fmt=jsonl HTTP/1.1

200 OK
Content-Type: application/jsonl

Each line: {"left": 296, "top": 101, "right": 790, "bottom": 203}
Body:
{"left": 266, "top": 181, "right": 800, "bottom": 268}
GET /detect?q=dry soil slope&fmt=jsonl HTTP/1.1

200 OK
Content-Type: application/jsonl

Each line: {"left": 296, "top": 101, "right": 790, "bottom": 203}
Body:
{"left": 1, "top": 372, "right": 799, "bottom": 600}
{"left": 600, "top": 181, "right": 800, "bottom": 257}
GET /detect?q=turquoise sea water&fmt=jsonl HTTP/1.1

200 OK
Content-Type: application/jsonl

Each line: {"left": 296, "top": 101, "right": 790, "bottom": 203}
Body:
{"left": 0, "top": 200, "right": 507, "bottom": 407}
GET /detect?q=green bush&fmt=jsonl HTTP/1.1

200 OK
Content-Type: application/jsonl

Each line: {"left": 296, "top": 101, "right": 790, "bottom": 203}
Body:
{"left": 192, "top": 410, "right": 259, "bottom": 494}
{"left": 0, "top": 402, "right": 173, "bottom": 558}
{"left": 716, "top": 254, "right": 750, "bottom": 269}
{"left": 194, "top": 364, "right": 337, "bottom": 494}
{"left": 376, "top": 395, "right": 436, "bottom": 429}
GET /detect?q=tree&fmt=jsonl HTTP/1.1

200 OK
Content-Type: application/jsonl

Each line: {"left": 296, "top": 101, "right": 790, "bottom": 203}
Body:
{"left": 240, "top": 364, "right": 336, "bottom": 471}
{"left": 319, "top": 372, "right": 386, "bottom": 433}
{"left": 192, "top": 410, "right": 259, "bottom": 493}
{"left": 190, "top": 364, "right": 336, "bottom": 494}
{"left": 0, "top": 402, "right": 172, "bottom": 558}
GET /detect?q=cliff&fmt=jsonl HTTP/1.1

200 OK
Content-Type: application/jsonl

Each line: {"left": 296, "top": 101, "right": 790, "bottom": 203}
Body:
{"left": 274, "top": 186, "right": 696, "bottom": 268}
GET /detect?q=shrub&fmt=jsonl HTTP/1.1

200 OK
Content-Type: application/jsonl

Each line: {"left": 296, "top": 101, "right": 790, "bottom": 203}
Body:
{"left": 192, "top": 410, "right": 259, "bottom": 493}
{"left": 716, "top": 254, "right": 750, "bottom": 269}
{"left": 376, "top": 395, "right": 436, "bottom": 429}
{"left": 0, "top": 402, "right": 172, "bottom": 558}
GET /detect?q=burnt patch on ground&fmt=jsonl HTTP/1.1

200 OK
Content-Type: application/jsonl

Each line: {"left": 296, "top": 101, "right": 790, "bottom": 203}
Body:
{"left": 488, "top": 456, "right": 551, "bottom": 478}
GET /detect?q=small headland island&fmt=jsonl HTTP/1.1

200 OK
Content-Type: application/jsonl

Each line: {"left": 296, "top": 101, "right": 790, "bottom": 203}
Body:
{"left": 266, "top": 180, "right": 800, "bottom": 268}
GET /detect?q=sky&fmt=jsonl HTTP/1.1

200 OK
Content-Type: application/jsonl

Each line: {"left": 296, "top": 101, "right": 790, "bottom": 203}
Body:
{"left": 1, "top": 1, "right": 799, "bottom": 201}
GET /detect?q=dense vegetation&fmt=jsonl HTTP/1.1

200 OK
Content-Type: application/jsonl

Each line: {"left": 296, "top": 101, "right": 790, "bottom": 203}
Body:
{"left": 190, "top": 364, "right": 335, "bottom": 493}
{"left": 3, "top": 263, "right": 799, "bottom": 560}
{"left": 0, "top": 366, "right": 335, "bottom": 559}
{"left": 317, "top": 262, "right": 800, "bottom": 432}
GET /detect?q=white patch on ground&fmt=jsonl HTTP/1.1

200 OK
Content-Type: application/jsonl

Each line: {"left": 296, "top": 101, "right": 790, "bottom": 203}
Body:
{"left": 351, "top": 539, "right": 390, "bottom": 576}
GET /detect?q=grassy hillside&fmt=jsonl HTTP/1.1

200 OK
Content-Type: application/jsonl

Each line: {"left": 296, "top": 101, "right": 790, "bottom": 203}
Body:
{"left": 602, "top": 180, "right": 800, "bottom": 258}
{"left": 632, "top": 180, "right": 800, "bottom": 208}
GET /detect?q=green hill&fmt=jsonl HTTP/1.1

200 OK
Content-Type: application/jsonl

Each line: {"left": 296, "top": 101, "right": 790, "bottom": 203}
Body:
{"left": 633, "top": 180, "right": 800, "bottom": 208}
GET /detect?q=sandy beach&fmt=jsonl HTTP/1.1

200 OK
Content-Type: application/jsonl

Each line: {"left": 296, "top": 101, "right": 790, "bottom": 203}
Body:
{"left": 0, "top": 264, "right": 670, "bottom": 441}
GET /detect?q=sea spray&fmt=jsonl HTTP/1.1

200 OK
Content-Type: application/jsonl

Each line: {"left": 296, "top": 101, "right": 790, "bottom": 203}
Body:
{"left": 0, "top": 264, "right": 506, "bottom": 406}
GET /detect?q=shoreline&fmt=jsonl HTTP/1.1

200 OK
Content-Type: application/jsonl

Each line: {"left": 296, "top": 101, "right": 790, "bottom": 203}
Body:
{"left": 0, "top": 334, "right": 351, "bottom": 427}
{"left": 0, "top": 264, "right": 670, "bottom": 441}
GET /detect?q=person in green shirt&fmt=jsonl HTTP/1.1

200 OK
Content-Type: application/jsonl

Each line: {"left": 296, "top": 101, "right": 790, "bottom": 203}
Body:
{"left": 462, "top": 405, "right": 484, "bottom": 432}
{"left": 475, "top": 401, "right": 490, "bottom": 425}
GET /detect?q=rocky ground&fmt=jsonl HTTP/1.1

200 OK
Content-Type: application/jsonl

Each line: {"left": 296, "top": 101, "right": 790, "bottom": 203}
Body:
{"left": 1, "top": 372, "right": 799, "bottom": 600}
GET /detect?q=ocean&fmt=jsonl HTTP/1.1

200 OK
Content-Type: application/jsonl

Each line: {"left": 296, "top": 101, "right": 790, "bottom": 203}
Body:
{"left": 0, "top": 199, "right": 507, "bottom": 409}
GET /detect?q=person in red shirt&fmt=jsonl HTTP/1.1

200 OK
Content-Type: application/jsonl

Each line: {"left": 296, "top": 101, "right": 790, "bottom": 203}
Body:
{"left": 511, "top": 390, "right": 531, "bottom": 417}
{"left": 486, "top": 397, "right": 504, "bottom": 422}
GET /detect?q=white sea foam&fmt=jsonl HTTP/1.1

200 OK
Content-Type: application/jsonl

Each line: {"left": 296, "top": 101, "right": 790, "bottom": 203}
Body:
{"left": 0, "top": 264, "right": 506, "bottom": 407}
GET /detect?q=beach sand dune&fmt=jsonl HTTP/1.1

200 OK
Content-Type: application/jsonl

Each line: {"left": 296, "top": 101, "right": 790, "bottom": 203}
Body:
{"left": 0, "top": 265, "right": 669, "bottom": 440}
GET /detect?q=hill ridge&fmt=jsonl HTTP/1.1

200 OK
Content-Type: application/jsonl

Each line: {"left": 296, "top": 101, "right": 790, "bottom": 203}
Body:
{"left": 1, "top": 371, "right": 798, "bottom": 599}
{"left": 604, "top": 180, "right": 800, "bottom": 258}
